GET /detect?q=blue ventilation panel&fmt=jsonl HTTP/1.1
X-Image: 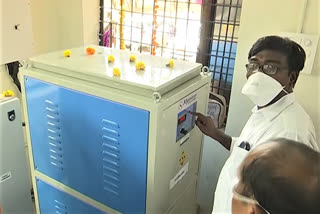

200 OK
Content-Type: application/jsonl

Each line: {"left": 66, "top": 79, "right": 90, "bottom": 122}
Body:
{"left": 25, "top": 77, "right": 149, "bottom": 214}
{"left": 36, "top": 178, "right": 106, "bottom": 214}
{"left": 45, "top": 100, "right": 64, "bottom": 175}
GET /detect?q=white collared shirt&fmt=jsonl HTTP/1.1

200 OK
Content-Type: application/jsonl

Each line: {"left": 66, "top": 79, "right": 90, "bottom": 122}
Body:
{"left": 235, "top": 93, "right": 318, "bottom": 151}
{"left": 212, "top": 93, "right": 318, "bottom": 214}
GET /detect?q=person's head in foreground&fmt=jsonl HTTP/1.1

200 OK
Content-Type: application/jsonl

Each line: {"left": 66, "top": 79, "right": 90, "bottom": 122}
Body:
{"left": 232, "top": 138, "right": 320, "bottom": 214}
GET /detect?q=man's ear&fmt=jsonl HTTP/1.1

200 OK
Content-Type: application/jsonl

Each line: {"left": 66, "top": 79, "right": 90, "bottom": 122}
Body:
{"left": 289, "top": 71, "right": 298, "bottom": 88}
{"left": 251, "top": 204, "right": 265, "bottom": 214}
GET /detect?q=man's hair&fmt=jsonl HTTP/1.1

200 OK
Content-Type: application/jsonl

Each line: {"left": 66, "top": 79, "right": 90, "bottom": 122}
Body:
{"left": 248, "top": 36, "right": 306, "bottom": 75}
{"left": 239, "top": 139, "right": 320, "bottom": 214}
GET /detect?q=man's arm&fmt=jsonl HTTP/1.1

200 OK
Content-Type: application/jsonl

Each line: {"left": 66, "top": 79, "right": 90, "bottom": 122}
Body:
{"left": 191, "top": 112, "right": 232, "bottom": 150}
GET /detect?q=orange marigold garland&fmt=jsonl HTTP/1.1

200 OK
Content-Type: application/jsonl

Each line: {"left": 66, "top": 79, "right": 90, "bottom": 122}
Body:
{"left": 119, "top": 0, "right": 126, "bottom": 50}
{"left": 152, "top": 0, "right": 159, "bottom": 55}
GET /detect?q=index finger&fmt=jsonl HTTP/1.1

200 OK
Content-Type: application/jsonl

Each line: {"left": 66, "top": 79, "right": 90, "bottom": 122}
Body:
{"left": 189, "top": 111, "right": 205, "bottom": 119}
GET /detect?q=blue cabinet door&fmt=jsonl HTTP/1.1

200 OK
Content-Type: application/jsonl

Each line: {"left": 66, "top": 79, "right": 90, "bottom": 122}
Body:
{"left": 37, "top": 178, "right": 107, "bottom": 214}
{"left": 25, "top": 77, "right": 149, "bottom": 214}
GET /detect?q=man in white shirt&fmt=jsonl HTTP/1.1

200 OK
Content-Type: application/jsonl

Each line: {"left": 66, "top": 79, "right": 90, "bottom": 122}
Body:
{"left": 192, "top": 35, "right": 319, "bottom": 214}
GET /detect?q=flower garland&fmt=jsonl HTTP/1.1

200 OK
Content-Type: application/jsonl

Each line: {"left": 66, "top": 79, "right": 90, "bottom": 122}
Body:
{"left": 152, "top": 0, "right": 159, "bottom": 55}
{"left": 119, "top": 0, "right": 126, "bottom": 50}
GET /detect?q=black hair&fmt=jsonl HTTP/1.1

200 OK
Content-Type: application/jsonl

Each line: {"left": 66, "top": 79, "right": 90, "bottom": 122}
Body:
{"left": 239, "top": 139, "right": 320, "bottom": 214}
{"left": 248, "top": 36, "right": 306, "bottom": 76}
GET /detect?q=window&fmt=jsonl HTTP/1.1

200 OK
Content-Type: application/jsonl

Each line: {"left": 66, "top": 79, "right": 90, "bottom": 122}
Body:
{"left": 99, "top": 0, "right": 202, "bottom": 61}
{"left": 200, "top": 0, "right": 242, "bottom": 106}
{"left": 99, "top": 0, "right": 242, "bottom": 119}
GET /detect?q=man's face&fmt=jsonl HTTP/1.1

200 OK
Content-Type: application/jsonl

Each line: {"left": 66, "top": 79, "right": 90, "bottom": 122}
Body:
{"left": 232, "top": 151, "right": 260, "bottom": 214}
{"left": 232, "top": 142, "right": 278, "bottom": 214}
{"left": 232, "top": 182, "right": 255, "bottom": 214}
{"left": 247, "top": 50, "right": 296, "bottom": 93}
{"left": 232, "top": 152, "right": 266, "bottom": 214}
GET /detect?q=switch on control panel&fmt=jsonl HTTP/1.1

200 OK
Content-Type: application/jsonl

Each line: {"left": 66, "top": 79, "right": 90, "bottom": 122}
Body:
{"left": 180, "top": 128, "right": 188, "bottom": 135}
{"left": 176, "top": 102, "right": 197, "bottom": 142}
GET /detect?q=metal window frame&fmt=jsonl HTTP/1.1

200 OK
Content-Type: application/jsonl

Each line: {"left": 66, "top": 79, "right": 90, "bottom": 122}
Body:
{"left": 99, "top": 0, "right": 242, "bottom": 116}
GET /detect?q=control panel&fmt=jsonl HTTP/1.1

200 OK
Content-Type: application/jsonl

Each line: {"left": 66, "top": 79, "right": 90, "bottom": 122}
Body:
{"left": 176, "top": 102, "right": 197, "bottom": 143}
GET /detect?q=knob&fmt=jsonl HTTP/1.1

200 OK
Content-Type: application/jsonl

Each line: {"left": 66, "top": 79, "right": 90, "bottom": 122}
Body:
{"left": 8, "top": 110, "right": 16, "bottom": 121}
{"left": 180, "top": 128, "right": 188, "bottom": 135}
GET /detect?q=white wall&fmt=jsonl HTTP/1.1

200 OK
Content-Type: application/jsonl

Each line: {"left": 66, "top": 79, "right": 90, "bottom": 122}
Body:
{"left": 30, "top": 0, "right": 83, "bottom": 55}
{"left": 1, "top": 0, "right": 100, "bottom": 96}
{"left": 0, "top": 0, "right": 32, "bottom": 64}
{"left": 30, "top": 0, "right": 99, "bottom": 55}
{"left": 226, "top": 0, "right": 320, "bottom": 144}
{"left": 82, "top": 0, "right": 100, "bottom": 45}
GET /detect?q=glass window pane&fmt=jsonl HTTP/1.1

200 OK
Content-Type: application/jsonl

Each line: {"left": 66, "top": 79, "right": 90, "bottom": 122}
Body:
{"left": 103, "top": 0, "right": 112, "bottom": 8}
{"left": 229, "top": 7, "right": 237, "bottom": 21}
{"left": 142, "top": 29, "right": 152, "bottom": 44}
{"left": 176, "top": 19, "right": 187, "bottom": 36}
{"left": 141, "top": 45, "right": 151, "bottom": 54}
{"left": 186, "top": 51, "right": 197, "bottom": 62}
{"left": 144, "top": 1, "right": 154, "bottom": 15}
{"left": 231, "top": 0, "right": 243, "bottom": 6}
{"left": 122, "top": 25, "right": 132, "bottom": 41}
{"left": 177, "top": 3, "right": 189, "bottom": 19}
{"left": 155, "top": 1, "right": 165, "bottom": 17}
{"left": 165, "top": 1, "right": 177, "bottom": 17}
{"left": 218, "top": 0, "right": 231, "bottom": 5}
{"left": 213, "top": 24, "right": 222, "bottom": 40}
{"left": 186, "top": 21, "right": 200, "bottom": 52}
{"left": 111, "top": 9, "right": 120, "bottom": 23}
{"left": 132, "top": 0, "right": 143, "bottom": 13}
{"left": 131, "top": 27, "right": 142, "bottom": 43}
{"left": 236, "top": 8, "right": 242, "bottom": 22}
{"left": 215, "top": 6, "right": 223, "bottom": 22}
{"left": 174, "top": 19, "right": 187, "bottom": 50}
{"left": 131, "top": 13, "right": 143, "bottom": 28}
{"left": 131, "top": 41, "right": 141, "bottom": 53}
{"left": 160, "top": 32, "right": 172, "bottom": 48}
{"left": 112, "top": 0, "right": 121, "bottom": 10}
{"left": 142, "top": 14, "right": 153, "bottom": 32}
{"left": 189, "top": 4, "right": 201, "bottom": 20}
{"left": 233, "top": 25, "right": 239, "bottom": 41}
{"left": 173, "top": 49, "right": 185, "bottom": 60}
{"left": 103, "top": 8, "right": 112, "bottom": 21}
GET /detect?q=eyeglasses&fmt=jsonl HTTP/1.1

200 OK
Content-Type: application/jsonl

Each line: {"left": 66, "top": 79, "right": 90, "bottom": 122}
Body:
{"left": 245, "top": 62, "right": 287, "bottom": 75}
{"left": 232, "top": 186, "right": 271, "bottom": 214}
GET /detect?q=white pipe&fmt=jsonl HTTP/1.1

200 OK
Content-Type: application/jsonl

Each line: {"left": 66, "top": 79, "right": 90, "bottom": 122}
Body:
{"left": 297, "top": 0, "right": 308, "bottom": 33}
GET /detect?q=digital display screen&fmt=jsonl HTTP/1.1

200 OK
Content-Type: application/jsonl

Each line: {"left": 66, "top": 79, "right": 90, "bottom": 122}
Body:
{"left": 178, "top": 114, "right": 187, "bottom": 124}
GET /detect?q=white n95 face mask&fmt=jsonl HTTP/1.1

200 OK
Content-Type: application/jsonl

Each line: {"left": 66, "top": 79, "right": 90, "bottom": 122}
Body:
{"left": 241, "top": 72, "right": 288, "bottom": 106}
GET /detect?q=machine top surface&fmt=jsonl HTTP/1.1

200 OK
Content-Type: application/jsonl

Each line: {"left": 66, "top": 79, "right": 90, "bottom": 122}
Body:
{"left": 29, "top": 46, "right": 202, "bottom": 93}
{"left": 0, "top": 96, "right": 14, "bottom": 103}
